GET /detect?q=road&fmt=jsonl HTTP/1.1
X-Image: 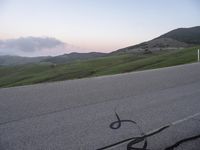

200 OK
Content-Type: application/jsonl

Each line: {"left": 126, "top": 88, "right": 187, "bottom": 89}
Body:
{"left": 0, "top": 63, "right": 200, "bottom": 150}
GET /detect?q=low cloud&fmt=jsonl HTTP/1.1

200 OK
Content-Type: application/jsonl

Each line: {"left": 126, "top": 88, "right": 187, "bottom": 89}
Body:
{"left": 0, "top": 36, "right": 92, "bottom": 57}
{"left": 0, "top": 36, "right": 64, "bottom": 52}
{"left": 0, "top": 36, "right": 91, "bottom": 57}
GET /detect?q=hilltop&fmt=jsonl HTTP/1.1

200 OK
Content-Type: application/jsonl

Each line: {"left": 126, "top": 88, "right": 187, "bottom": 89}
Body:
{"left": 112, "top": 26, "right": 200, "bottom": 54}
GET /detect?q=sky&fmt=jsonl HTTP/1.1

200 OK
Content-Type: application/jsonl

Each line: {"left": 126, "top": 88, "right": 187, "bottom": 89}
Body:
{"left": 0, "top": 0, "right": 200, "bottom": 56}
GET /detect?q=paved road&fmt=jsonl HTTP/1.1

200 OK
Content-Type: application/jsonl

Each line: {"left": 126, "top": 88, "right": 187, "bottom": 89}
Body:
{"left": 0, "top": 63, "right": 200, "bottom": 150}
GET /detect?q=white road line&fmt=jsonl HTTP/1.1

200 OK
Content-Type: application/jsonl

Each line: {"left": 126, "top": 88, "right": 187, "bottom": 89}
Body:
{"left": 145, "top": 112, "right": 200, "bottom": 136}
{"left": 172, "top": 112, "right": 200, "bottom": 126}
{"left": 146, "top": 112, "right": 200, "bottom": 135}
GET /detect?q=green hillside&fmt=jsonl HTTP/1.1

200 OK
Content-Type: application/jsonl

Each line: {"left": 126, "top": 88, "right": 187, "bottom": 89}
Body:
{"left": 0, "top": 46, "right": 199, "bottom": 88}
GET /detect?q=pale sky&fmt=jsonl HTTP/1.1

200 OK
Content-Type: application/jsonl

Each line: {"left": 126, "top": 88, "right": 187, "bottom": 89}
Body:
{"left": 0, "top": 0, "right": 200, "bottom": 56}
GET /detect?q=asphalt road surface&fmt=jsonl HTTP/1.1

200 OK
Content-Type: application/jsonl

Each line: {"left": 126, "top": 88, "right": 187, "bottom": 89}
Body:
{"left": 0, "top": 63, "right": 200, "bottom": 150}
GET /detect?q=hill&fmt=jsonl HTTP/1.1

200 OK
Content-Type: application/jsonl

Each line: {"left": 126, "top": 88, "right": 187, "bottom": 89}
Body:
{"left": 0, "top": 55, "right": 49, "bottom": 66}
{"left": 0, "top": 26, "right": 200, "bottom": 87}
{"left": 113, "top": 26, "right": 200, "bottom": 54}
{"left": 159, "top": 26, "right": 200, "bottom": 44}
{"left": 0, "top": 52, "right": 106, "bottom": 66}
{"left": 1, "top": 26, "right": 199, "bottom": 66}
{"left": 43, "top": 52, "right": 106, "bottom": 64}
{"left": 0, "top": 46, "right": 199, "bottom": 88}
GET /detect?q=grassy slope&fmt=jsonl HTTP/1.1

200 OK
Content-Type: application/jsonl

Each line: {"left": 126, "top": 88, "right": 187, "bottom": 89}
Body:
{"left": 0, "top": 46, "right": 199, "bottom": 88}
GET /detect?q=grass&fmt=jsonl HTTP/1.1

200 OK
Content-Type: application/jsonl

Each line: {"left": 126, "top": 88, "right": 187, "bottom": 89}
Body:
{"left": 0, "top": 46, "right": 199, "bottom": 88}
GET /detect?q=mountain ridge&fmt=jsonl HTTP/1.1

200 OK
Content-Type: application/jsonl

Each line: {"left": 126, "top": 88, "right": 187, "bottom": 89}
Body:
{"left": 0, "top": 26, "right": 199, "bottom": 66}
{"left": 112, "top": 26, "right": 200, "bottom": 54}
{"left": 0, "top": 52, "right": 107, "bottom": 66}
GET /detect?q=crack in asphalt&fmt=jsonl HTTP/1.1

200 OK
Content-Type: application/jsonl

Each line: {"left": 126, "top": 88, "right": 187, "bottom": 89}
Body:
{"left": 97, "top": 112, "right": 200, "bottom": 150}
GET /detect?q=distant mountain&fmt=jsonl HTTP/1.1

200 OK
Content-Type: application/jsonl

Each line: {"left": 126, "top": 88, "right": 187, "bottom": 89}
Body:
{"left": 0, "top": 52, "right": 106, "bottom": 66}
{"left": 0, "top": 55, "right": 49, "bottom": 66}
{"left": 43, "top": 52, "right": 106, "bottom": 64}
{"left": 112, "top": 26, "right": 200, "bottom": 54}
{"left": 1, "top": 26, "right": 199, "bottom": 66}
